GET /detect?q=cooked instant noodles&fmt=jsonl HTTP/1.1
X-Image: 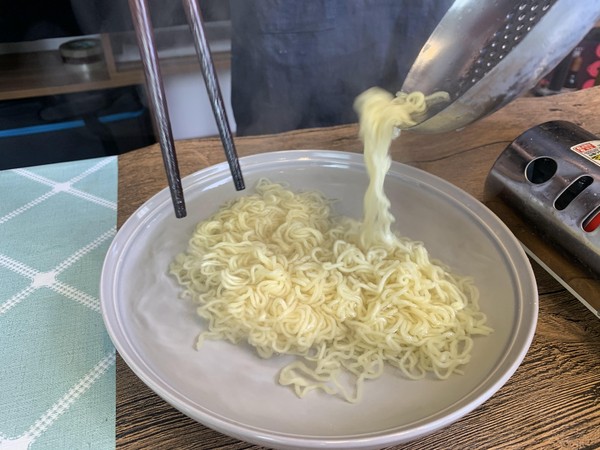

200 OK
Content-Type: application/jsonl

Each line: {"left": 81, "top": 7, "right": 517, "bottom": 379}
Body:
{"left": 170, "top": 88, "right": 491, "bottom": 403}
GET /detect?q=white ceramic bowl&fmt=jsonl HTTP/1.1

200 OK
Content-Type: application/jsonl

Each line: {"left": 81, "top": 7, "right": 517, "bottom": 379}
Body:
{"left": 101, "top": 150, "right": 538, "bottom": 449}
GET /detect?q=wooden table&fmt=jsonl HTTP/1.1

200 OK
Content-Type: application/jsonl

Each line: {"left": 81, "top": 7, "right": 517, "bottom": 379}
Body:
{"left": 117, "top": 87, "right": 600, "bottom": 449}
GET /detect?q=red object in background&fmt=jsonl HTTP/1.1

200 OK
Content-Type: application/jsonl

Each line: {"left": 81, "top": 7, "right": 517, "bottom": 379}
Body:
{"left": 583, "top": 59, "right": 600, "bottom": 88}
{"left": 576, "top": 31, "right": 600, "bottom": 89}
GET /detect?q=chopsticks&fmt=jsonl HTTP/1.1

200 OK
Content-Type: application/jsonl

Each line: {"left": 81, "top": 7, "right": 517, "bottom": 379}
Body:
{"left": 128, "top": 0, "right": 245, "bottom": 219}
{"left": 129, "top": 0, "right": 185, "bottom": 217}
{"left": 182, "top": 0, "right": 245, "bottom": 192}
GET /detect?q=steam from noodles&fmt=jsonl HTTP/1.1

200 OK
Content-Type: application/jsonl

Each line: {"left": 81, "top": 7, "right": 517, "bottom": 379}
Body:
{"left": 170, "top": 88, "right": 491, "bottom": 403}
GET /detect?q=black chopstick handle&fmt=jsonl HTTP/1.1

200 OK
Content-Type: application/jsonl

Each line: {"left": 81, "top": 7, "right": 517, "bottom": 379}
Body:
{"left": 182, "top": 0, "right": 245, "bottom": 191}
{"left": 129, "top": 0, "right": 187, "bottom": 218}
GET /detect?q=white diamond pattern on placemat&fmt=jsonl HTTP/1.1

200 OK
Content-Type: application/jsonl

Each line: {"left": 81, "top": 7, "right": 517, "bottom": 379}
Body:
{"left": 0, "top": 157, "right": 117, "bottom": 450}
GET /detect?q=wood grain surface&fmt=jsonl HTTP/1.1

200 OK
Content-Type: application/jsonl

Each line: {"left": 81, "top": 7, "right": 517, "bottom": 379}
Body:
{"left": 117, "top": 87, "right": 600, "bottom": 449}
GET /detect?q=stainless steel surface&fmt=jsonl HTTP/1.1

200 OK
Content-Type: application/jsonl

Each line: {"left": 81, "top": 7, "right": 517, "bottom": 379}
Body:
{"left": 182, "top": 0, "right": 245, "bottom": 192}
{"left": 129, "top": 0, "right": 186, "bottom": 218}
{"left": 402, "top": 0, "right": 600, "bottom": 133}
{"left": 485, "top": 121, "right": 600, "bottom": 276}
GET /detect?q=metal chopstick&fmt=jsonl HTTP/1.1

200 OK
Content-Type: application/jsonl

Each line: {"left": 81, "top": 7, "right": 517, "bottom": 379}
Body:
{"left": 182, "top": 0, "right": 245, "bottom": 191}
{"left": 129, "top": 0, "right": 186, "bottom": 218}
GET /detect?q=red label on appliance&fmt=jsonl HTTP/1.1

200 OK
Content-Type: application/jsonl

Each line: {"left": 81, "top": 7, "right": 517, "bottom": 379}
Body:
{"left": 570, "top": 140, "right": 600, "bottom": 167}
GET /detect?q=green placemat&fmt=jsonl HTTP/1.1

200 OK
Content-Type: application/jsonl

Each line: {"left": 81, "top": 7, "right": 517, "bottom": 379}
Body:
{"left": 0, "top": 157, "right": 117, "bottom": 449}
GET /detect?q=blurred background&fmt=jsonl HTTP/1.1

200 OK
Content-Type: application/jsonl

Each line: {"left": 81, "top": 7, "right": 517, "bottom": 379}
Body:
{"left": 0, "top": 0, "right": 230, "bottom": 169}
{"left": 0, "top": 1, "right": 598, "bottom": 170}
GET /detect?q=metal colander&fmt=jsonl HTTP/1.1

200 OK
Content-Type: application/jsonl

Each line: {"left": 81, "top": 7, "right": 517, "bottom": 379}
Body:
{"left": 401, "top": 0, "right": 600, "bottom": 133}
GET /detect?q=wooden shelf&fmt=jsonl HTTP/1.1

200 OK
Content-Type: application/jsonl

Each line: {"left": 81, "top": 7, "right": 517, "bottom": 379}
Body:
{"left": 0, "top": 32, "right": 231, "bottom": 101}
